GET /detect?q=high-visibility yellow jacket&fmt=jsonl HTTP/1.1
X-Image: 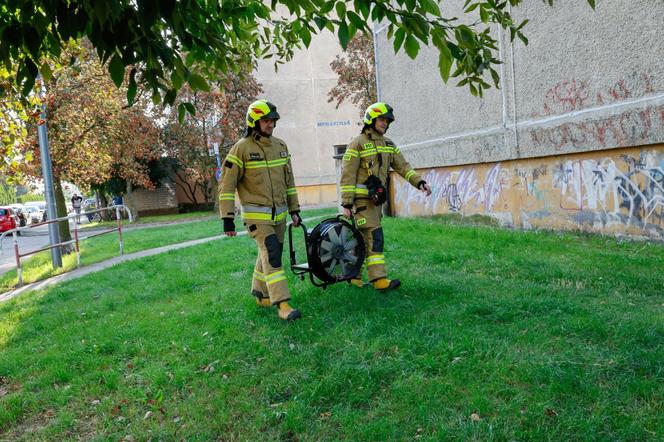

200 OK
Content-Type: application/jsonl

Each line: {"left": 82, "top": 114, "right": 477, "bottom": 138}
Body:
{"left": 219, "top": 133, "right": 300, "bottom": 225}
{"left": 339, "top": 128, "right": 422, "bottom": 207}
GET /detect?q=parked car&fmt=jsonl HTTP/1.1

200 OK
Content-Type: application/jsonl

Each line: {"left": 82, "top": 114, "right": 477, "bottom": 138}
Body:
{"left": 9, "top": 204, "right": 27, "bottom": 227}
{"left": 25, "top": 201, "right": 47, "bottom": 222}
{"left": 24, "top": 205, "right": 43, "bottom": 224}
{"left": 0, "top": 207, "right": 18, "bottom": 233}
{"left": 83, "top": 198, "right": 97, "bottom": 210}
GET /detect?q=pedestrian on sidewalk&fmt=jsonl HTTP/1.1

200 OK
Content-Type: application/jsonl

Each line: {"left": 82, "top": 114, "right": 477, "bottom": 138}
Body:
{"left": 71, "top": 194, "right": 83, "bottom": 224}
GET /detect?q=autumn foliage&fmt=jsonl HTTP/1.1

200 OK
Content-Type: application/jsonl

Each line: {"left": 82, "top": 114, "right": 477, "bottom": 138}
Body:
{"left": 327, "top": 34, "right": 377, "bottom": 117}
{"left": 160, "top": 70, "right": 262, "bottom": 205}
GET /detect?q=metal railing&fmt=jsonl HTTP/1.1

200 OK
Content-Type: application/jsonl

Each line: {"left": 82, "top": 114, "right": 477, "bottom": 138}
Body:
{"left": 0, "top": 205, "right": 133, "bottom": 286}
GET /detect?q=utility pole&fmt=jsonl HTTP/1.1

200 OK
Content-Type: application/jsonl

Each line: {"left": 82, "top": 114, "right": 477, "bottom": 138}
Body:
{"left": 36, "top": 74, "right": 62, "bottom": 268}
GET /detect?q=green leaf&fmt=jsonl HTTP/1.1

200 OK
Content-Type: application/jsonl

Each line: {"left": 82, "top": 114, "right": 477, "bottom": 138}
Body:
{"left": 152, "top": 89, "right": 161, "bottom": 105}
{"left": 355, "top": 0, "right": 370, "bottom": 19}
{"left": 94, "top": 1, "right": 110, "bottom": 23}
{"left": 422, "top": 0, "right": 441, "bottom": 16}
{"left": 404, "top": 35, "right": 420, "bottom": 59}
{"left": 178, "top": 103, "right": 186, "bottom": 123}
{"left": 587, "top": 0, "right": 596, "bottom": 9}
{"left": 183, "top": 102, "right": 196, "bottom": 116}
{"left": 335, "top": 2, "right": 346, "bottom": 19}
{"left": 469, "top": 83, "right": 478, "bottom": 96}
{"left": 188, "top": 73, "right": 209, "bottom": 91}
{"left": 393, "top": 28, "right": 406, "bottom": 53}
{"left": 490, "top": 67, "right": 500, "bottom": 88}
{"left": 464, "top": 2, "right": 479, "bottom": 12}
{"left": 479, "top": 6, "right": 489, "bottom": 23}
{"left": 21, "top": 59, "right": 37, "bottom": 95}
{"left": 127, "top": 68, "right": 138, "bottom": 105}
{"left": 40, "top": 62, "right": 53, "bottom": 82}
{"left": 164, "top": 88, "right": 177, "bottom": 106}
{"left": 438, "top": 47, "right": 452, "bottom": 83}
{"left": 320, "top": 0, "right": 335, "bottom": 14}
{"left": 300, "top": 25, "right": 312, "bottom": 47}
{"left": 170, "top": 69, "right": 183, "bottom": 90}
{"left": 347, "top": 11, "right": 365, "bottom": 30}
{"left": 456, "top": 25, "right": 475, "bottom": 46}
{"left": 314, "top": 16, "right": 328, "bottom": 31}
{"left": 338, "top": 21, "right": 350, "bottom": 49}
{"left": 109, "top": 55, "right": 125, "bottom": 87}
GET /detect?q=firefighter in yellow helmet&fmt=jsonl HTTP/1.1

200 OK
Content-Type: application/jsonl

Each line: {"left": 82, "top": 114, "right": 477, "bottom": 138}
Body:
{"left": 339, "top": 102, "right": 432, "bottom": 290}
{"left": 219, "top": 99, "right": 302, "bottom": 321}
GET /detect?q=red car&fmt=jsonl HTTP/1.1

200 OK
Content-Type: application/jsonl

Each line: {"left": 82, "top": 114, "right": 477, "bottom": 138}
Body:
{"left": 0, "top": 207, "right": 18, "bottom": 233}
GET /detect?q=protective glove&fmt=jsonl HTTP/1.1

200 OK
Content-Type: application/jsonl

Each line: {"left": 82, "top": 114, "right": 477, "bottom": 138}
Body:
{"left": 222, "top": 217, "right": 236, "bottom": 237}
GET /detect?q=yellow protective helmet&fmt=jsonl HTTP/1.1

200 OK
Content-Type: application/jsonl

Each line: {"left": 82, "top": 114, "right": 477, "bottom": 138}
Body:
{"left": 363, "top": 102, "right": 395, "bottom": 125}
{"left": 246, "top": 99, "right": 280, "bottom": 128}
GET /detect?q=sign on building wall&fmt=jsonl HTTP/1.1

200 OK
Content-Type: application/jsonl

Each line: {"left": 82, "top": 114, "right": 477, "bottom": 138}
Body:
{"left": 316, "top": 120, "right": 352, "bottom": 128}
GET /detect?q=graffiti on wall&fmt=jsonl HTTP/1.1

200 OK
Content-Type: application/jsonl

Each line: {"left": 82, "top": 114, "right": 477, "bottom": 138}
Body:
{"left": 392, "top": 148, "right": 664, "bottom": 238}
{"left": 394, "top": 163, "right": 508, "bottom": 214}
{"left": 553, "top": 156, "right": 664, "bottom": 227}
{"left": 528, "top": 73, "right": 664, "bottom": 151}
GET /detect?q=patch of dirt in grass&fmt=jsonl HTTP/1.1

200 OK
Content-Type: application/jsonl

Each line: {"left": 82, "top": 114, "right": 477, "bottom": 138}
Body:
{"left": 0, "top": 376, "right": 21, "bottom": 398}
{"left": 0, "top": 409, "right": 53, "bottom": 440}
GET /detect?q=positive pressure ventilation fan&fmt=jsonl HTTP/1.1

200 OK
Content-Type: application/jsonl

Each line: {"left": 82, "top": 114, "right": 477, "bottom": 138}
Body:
{"left": 289, "top": 216, "right": 366, "bottom": 288}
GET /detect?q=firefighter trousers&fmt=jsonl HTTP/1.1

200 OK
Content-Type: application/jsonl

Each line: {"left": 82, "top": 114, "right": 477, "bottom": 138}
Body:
{"left": 353, "top": 202, "right": 387, "bottom": 282}
{"left": 248, "top": 221, "right": 290, "bottom": 305}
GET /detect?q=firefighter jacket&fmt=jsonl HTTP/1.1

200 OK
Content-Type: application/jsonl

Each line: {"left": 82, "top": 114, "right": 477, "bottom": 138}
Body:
{"left": 219, "top": 133, "right": 300, "bottom": 225}
{"left": 339, "top": 128, "right": 423, "bottom": 207}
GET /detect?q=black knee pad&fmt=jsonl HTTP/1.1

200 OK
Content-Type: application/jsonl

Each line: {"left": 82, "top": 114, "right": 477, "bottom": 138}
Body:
{"left": 264, "top": 234, "right": 282, "bottom": 268}
{"left": 371, "top": 228, "right": 384, "bottom": 253}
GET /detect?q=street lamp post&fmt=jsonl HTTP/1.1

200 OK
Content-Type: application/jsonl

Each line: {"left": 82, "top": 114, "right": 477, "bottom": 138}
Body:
{"left": 36, "top": 74, "right": 62, "bottom": 268}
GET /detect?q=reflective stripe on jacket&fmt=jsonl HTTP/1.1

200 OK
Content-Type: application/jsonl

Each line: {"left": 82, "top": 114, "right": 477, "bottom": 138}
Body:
{"left": 339, "top": 128, "right": 422, "bottom": 206}
{"left": 219, "top": 133, "right": 300, "bottom": 225}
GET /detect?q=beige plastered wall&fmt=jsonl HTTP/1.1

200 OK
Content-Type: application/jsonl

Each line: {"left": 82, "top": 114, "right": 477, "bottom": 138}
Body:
{"left": 390, "top": 144, "right": 664, "bottom": 240}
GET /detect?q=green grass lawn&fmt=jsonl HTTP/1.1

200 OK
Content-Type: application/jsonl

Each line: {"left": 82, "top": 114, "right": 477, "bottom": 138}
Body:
{"left": 79, "top": 210, "right": 217, "bottom": 230}
{"left": 0, "top": 216, "right": 662, "bottom": 440}
{"left": 82, "top": 206, "right": 339, "bottom": 230}
{"left": 0, "top": 207, "right": 338, "bottom": 292}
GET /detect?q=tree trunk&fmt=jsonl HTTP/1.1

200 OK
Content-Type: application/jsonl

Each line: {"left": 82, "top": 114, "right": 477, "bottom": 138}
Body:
{"left": 53, "top": 177, "right": 72, "bottom": 252}
{"left": 212, "top": 179, "right": 219, "bottom": 212}
{"left": 125, "top": 181, "right": 139, "bottom": 221}
{"left": 96, "top": 190, "right": 111, "bottom": 221}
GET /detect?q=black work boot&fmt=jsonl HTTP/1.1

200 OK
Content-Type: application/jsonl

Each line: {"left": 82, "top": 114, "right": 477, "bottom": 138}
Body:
{"left": 277, "top": 301, "right": 301, "bottom": 321}
{"left": 372, "top": 278, "right": 401, "bottom": 291}
{"left": 252, "top": 290, "right": 271, "bottom": 307}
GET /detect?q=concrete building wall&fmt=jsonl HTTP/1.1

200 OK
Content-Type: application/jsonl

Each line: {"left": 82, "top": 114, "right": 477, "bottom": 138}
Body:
{"left": 375, "top": 0, "right": 664, "bottom": 238}
{"left": 256, "top": 29, "right": 364, "bottom": 206}
{"left": 391, "top": 144, "right": 664, "bottom": 240}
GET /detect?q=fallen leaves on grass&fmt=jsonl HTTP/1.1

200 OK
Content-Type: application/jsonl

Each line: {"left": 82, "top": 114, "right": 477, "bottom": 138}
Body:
{"left": 200, "top": 360, "right": 220, "bottom": 373}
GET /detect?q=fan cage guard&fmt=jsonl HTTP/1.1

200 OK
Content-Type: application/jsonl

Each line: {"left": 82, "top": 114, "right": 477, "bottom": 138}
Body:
{"left": 289, "top": 216, "right": 366, "bottom": 288}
